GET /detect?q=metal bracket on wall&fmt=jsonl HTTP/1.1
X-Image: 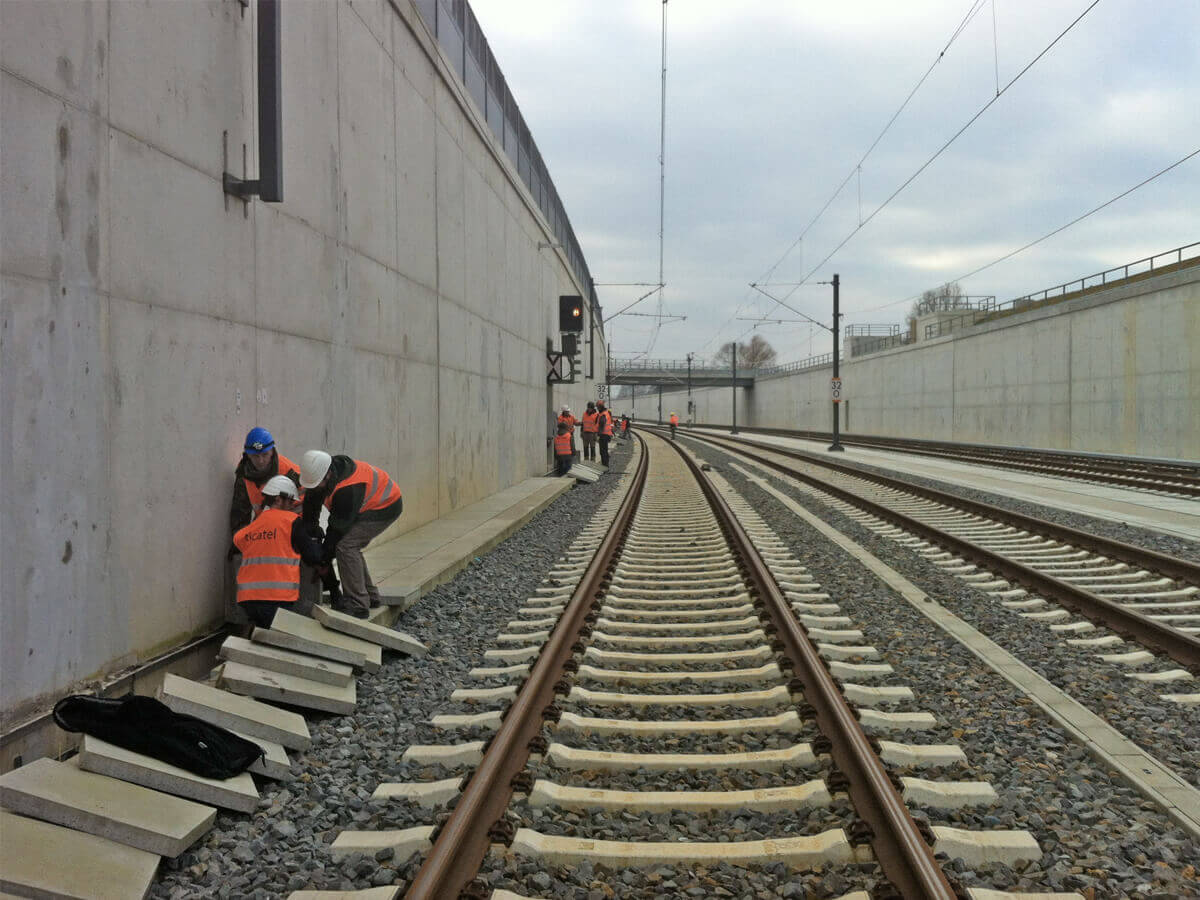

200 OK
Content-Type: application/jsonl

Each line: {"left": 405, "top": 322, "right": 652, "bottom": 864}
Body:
{"left": 223, "top": 0, "right": 283, "bottom": 202}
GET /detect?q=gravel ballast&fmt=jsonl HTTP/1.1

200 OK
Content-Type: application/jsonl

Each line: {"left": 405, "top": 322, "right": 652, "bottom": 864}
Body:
{"left": 150, "top": 440, "right": 633, "bottom": 899}
{"left": 681, "top": 436, "right": 1200, "bottom": 897}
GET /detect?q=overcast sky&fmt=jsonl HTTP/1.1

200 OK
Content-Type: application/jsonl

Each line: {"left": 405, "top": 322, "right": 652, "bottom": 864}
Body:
{"left": 469, "top": 0, "right": 1200, "bottom": 364}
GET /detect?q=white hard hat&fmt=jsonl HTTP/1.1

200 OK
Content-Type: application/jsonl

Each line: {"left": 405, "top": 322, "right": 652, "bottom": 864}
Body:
{"left": 262, "top": 475, "right": 299, "bottom": 499}
{"left": 561, "top": 405, "right": 570, "bottom": 413}
{"left": 299, "top": 450, "right": 333, "bottom": 488}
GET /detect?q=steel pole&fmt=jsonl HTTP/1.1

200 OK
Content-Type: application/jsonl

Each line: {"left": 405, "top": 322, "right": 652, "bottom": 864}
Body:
{"left": 731, "top": 342, "right": 739, "bottom": 434}
{"left": 828, "top": 273, "right": 844, "bottom": 452}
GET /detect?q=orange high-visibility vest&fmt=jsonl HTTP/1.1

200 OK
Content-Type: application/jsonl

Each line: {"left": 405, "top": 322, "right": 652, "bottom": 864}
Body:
{"left": 234, "top": 507, "right": 301, "bottom": 604}
{"left": 599, "top": 410, "right": 614, "bottom": 436}
{"left": 582, "top": 411, "right": 599, "bottom": 433}
{"left": 557, "top": 413, "right": 576, "bottom": 430}
{"left": 245, "top": 453, "right": 299, "bottom": 520}
{"left": 324, "top": 459, "right": 401, "bottom": 513}
{"left": 669, "top": 414, "right": 678, "bottom": 425}
{"left": 554, "top": 432, "right": 573, "bottom": 455}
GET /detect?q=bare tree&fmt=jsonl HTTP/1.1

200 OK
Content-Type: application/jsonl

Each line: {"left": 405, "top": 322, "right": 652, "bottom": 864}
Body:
{"left": 906, "top": 280, "right": 965, "bottom": 335}
{"left": 713, "top": 334, "right": 778, "bottom": 369}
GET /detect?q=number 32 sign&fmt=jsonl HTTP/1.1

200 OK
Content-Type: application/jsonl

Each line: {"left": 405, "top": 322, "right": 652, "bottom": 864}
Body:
{"left": 830, "top": 377, "right": 843, "bottom": 403}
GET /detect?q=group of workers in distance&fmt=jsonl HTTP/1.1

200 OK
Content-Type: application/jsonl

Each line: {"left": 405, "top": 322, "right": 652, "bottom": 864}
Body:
{"left": 229, "top": 428, "right": 402, "bottom": 627}
{"left": 553, "top": 400, "right": 632, "bottom": 475}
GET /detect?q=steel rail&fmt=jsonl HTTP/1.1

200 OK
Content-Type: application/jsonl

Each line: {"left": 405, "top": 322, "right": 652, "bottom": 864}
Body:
{"left": 404, "top": 434, "right": 650, "bottom": 900}
{"left": 671, "top": 429, "right": 1200, "bottom": 671}
{"left": 713, "top": 426, "right": 1200, "bottom": 497}
{"left": 659, "top": 436, "right": 957, "bottom": 899}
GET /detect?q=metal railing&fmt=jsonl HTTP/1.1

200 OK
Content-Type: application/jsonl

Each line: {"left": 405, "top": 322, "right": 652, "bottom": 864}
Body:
{"left": 845, "top": 324, "right": 899, "bottom": 336}
{"left": 925, "top": 242, "right": 1200, "bottom": 340}
{"left": 411, "top": 0, "right": 596, "bottom": 309}
{"left": 850, "top": 332, "right": 915, "bottom": 356}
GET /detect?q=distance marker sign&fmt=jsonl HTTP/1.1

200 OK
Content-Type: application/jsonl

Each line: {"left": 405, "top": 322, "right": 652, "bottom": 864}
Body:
{"left": 831, "top": 377, "right": 843, "bottom": 403}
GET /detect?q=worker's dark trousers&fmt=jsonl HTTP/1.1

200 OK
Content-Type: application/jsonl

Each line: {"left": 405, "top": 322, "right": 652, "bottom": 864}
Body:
{"left": 598, "top": 435, "right": 611, "bottom": 466}
{"left": 556, "top": 454, "right": 572, "bottom": 476}
{"left": 336, "top": 508, "right": 400, "bottom": 615}
{"left": 582, "top": 432, "right": 596, "bottom": 460}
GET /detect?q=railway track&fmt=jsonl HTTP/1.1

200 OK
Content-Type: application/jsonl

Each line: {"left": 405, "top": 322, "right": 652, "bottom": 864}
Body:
{"left": 706, "top": 426, "right": 1200, "bottom": 498}
{"left": 399, "top": 432, "right": 1078, "bottom": 899}
{"left": 662, "top": 429, "right": 1200, "bottom": 689}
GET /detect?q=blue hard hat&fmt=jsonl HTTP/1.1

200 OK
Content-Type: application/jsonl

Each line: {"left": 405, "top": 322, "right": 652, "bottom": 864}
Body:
{"left": 244, "top": 427, "right": 275, "bottom": 454}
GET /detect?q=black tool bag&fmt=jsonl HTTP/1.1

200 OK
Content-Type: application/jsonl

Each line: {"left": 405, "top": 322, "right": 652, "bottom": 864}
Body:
{"left": 53, "top": 693, "right": 264, "bottom": 780}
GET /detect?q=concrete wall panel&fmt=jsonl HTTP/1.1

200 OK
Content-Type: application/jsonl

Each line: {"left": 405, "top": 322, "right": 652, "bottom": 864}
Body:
{"left": 3, "top": 0, "right": 606, "bottom": 723}
{"left": 107, "top": 0, "right": 250, "bottom": 181}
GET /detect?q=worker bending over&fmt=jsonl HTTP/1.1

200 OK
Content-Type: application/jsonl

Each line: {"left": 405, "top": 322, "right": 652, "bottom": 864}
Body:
{"left": 554, "top": 421, "right": 574, "bottom": 476}
{"left": 232, "top": 476, "right": 324, "bottom": 628}
{"left": 300, "top": 450, "right": 402, "bottom": 619}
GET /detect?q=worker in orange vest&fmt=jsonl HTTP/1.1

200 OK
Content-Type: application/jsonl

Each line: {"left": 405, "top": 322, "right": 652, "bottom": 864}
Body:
{"left": 669, "top": 411, "right": 679, "bottom": 438}
{"left": 300, "top": 451, "right": 403, "bottom": 619}
{"left": 580, "top": 401, "right": 600, "bottom": 460}
{"left": 233, "top": 476, "right": 324, "bottom": 629}
{"left": 554, "top": 421, "right": 574, "bottom": 476}
{"left": 230, "top": 427, "right": 301, "bottom": 534}
{"left": 596, "top": 400, "right": 614, "bottom": 466}
{"left": 557, "top": 405, "right": 578, "bottom": 458}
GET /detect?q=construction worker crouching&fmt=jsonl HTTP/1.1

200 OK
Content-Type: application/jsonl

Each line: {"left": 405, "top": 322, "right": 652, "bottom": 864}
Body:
{"left": 554, "top": 421, "right": 574, "bottom": 476}
{"left": 232, "top": 476, "right": 324, "bottom": 629}
{"left": 580, "top": 401, "right": 599, "bottom": 461}
{"left": 230, "top": 427, "right": 300, "bottom": 533}
{"left": 300, "top": 450, "right": 402, "bottom": 619}
{"left": 557, "top": 405, "right": 578, "bottom": 458}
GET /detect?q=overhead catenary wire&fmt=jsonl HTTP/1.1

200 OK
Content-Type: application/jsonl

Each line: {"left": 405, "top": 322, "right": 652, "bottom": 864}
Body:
{"left": 698, "top": 0, "right": 989, "bottom": 357}
{"left": 858, "top": 145, "right": 1200, "bottom": 315}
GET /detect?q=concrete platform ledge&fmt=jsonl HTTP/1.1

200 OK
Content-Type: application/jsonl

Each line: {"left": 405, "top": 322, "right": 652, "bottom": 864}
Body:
{"left": 509, "top": 827, "right": 862, "bottom": 868}
{"left": 401, "top": 742, "right": 485, "bottom": 767}
{"left": 555, "top": 709, "right": 802, "bottom": 737}
{"left": 329, "top": 826, "right": 435, "bottom": 862}
{"left": 901, "top": 777, "right": 998, "bottom": 809}
{"left": 371, "top": 777, "right": 463, "bottom": 807}
{"left": 544, "top": 742, "right": 817, "bottom": 772}
{"left": 528, "top": 778, "right": 831, "bottom": 812}
{"left": 931, "top": 825, "right": 1041, "bottom": 866}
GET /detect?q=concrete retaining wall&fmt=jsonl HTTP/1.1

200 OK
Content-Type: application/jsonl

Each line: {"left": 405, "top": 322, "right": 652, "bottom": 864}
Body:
{"left": 1, "top": 0, "right": 601, "bottom": 724}
{"left": 668, "top": 267, "right": 1199, "bottom": 460}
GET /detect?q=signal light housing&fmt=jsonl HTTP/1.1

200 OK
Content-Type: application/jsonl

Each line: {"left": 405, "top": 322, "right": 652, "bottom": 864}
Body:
{"left": 559, "top": 295, "right": 584, "bottom": 333}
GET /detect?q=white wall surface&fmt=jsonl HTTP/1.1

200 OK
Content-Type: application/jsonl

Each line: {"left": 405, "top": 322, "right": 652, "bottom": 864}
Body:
{"left": 670, "top": 268, "right": 1199, "bottom": 460}
{"left": 1, "top": 0, "right": 601, "bottom": 723}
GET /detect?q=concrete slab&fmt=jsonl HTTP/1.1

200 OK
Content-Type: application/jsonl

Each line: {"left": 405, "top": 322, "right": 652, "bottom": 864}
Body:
{"left": 0, "top": 810, "right": 160, "bottom": 900}
{"left": 312, "top": 605, "right": 428, "bottom": 657}
{"left": 160, "top": 673, "right": 311, "bottom": 750}
{"left": 0, "top": 757, "right": 215, "bottom": 857}
{"left": 233, "top": 731, "right": 292, "bottom": 780}
{"left": 260, "top": 608, "right": 383, "bottom": 671}
{"left": 219, "top": 635, "right": 355, "bottom": 686}
{"left": 219, "top": 660, "right": 357, "bottom": 715}
{"left": 77, "top": 735, "right": 259, "bottom": 814}
{"left": 567, "top": 465, "right": 599, "bottom": 483}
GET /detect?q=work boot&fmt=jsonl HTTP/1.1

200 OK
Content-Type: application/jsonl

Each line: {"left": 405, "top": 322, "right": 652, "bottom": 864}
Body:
{"left": 332, "top": 601, "right": 370, "bottom": 620}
